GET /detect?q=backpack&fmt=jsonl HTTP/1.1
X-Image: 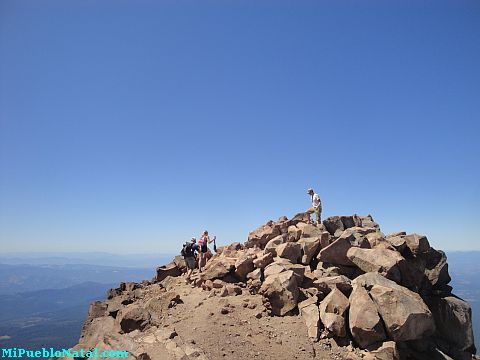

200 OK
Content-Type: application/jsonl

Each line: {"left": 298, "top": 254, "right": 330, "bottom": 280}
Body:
{"left": 181, "top": 242, "right": 194, "bottom": 257}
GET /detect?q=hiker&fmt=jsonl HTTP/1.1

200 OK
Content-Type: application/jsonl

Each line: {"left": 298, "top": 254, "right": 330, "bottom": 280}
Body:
{"left": 197, "top": 230, "right": 215, "bottom": 272}
{"left": 306, "top": 188, "right": 322, "bottom": 225}
{"left": 181, "top": 237, "right": 199, "bottom": 282}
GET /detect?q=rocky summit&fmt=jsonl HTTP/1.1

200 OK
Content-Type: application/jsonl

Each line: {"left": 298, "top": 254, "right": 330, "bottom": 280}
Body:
{"left": 65, "top": 214, "right": 477, "bottom": 360}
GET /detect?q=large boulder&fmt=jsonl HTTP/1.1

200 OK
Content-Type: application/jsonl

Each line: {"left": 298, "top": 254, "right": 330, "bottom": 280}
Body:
{"left": 312, "top": 275, "right": 352, "bottom": 296}
{"left": 353, "top": 272, "right": 436, "bottom": 341}
{"left": 319, "top": 288, "right": 349, "bottom": 337}
{"left": 246, "top": 221, "right": 282, "bottom": 249}
{"left": 276, "top": 242, "right": 302, "bottom": 263}
{"left": 426, "top": 296, "right": 476, "bottom": 354}
{"left": 200, "top": 258, "right": 235, "bottom": 281}
{"left": 364, "top": 341, "right": 399, "bottom": 360}
{"left": 259, "top": 270, "right": 299, "bottom": 316}
{"left": 403, "top": 234, "right": 430, "bottom": 255}
{"left": 349, "top": 284, "right": 387, "bottom": 348}
{"left": 116, "top": 305, "right": 151, "bottom": 333}
{"left": 253, "top": 252, "right": 274, "bottom": 269}
{"left": 287, "top": 225, "right": 302, "bottom": 242}
{"left": 322, "top": 216, "right": 344, "bottom": 236}
{"left": 298, "top": 297, "right": 320, "bottom": 341}
{"left": 234, "top": 254, "right": 255, "bottom": 281}
{"left": 156, "top": 262, "right": 181, "bottom": 282}
{"left": 298, "top": 237, "right": 321, "bottom": 265}
{"left": 296, "top": 222, "right": 324, "bottom": 238}
{"left": 264, "top": 234, "right": 287, "bottom": 256}
{"left": 346, "top": 248, "right": 406, "bottom": 284}
{"left": 385, "top": 236, "right": 407, "bottom": 253}
{"left": 317, "top": 237, "right": 353, "bottom": 266}
{"left": 264, "top": 262, "right": 287, "bottom": 278}
{"left": 369, "top": 285, "right": 435, "bottom": 341}
{"left": 422, "top": 248, "right": 451, "bottom": 289}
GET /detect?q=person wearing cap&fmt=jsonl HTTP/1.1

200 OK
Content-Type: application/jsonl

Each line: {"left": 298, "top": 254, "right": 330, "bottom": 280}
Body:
{"left": 182, "top": 237, "right": 199, "bottom": 282}
{"left": 306, "top": 188, "right": 322, "bottom": 225}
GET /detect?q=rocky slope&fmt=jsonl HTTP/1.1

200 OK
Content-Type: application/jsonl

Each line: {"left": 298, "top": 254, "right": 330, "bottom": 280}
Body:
{"left": 68, "top": 214, "right": 477, "bottom": 360}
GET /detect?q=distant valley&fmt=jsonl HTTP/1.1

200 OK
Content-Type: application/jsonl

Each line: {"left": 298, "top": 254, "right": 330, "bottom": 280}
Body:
{"left": 0, "top": 253, "right": 172, "bottom": 355}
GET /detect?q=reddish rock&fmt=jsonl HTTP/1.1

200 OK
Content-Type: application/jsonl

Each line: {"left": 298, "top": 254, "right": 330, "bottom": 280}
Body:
{"left": 346, "top": 248, "right": 406, "bottom": 284}
{"left": 276, "top": 242, "right": 302, "bottom": 263}
{"left": 259, "top": 270, "right": 299, "bottom": 316}
{"left": 313, "top": 275, "right": 352, "bottom": 296}
{"left": 298, "top": 297, "right": 320, "bottom": 341}
{"left": 253, "top": 252, "right": 274, "bottom": 269}
{"left": 319, "top": 288, "right": 349, "bottom": 337}
{"left": 349, "top": 284, "right": 386, "bottom": 348}
{"left": 156, "top": 262, "right": 181, "bottom": 282}
{"left": 403, "top": 233, "right": 430, "bottom": 254}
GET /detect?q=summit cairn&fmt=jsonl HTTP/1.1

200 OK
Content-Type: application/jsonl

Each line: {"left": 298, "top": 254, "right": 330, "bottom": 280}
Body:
{"left": 70, "top": 213, "right": 476, "bottom": 360}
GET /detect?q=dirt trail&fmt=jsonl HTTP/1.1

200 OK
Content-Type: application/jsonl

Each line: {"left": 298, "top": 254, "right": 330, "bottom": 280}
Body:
{"left": 160, "top": 276, "right": 355, "bottom": 360}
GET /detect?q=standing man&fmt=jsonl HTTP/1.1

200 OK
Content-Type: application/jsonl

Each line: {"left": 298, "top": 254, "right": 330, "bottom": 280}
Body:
{"left": 306, "top": 188, "right": 322, "bottom": 225}
{"left": 181, "top": 237, "right": 199, "bottom": 283}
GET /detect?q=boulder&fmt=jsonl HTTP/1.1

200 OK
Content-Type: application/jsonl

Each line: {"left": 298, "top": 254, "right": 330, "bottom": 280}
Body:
{"left": 287, "top": 225, "right": 302, "bottom": 242}
{"left": 365, "top": 341, "right": 399, "bottom": 360}
{"left": 253, "top": 252, "right": 274, "bottom": 269}
{"left": 403, "top": 234, "right": 430, "bottom": 254}
{"left": 172, "top": 255, "right": 187, "bottom": 272}
{"left": 319, "top": 288, "right": 349, "bottom": 337}
{"left": 426, "top": 296, "right": 476, "bottom": 354}
{"left": 422, "top": 248, "right": 451, "bottom": 289}
{"left": 369, "top": 284, "right": 435, "bottom": 341}
{"left": 246, "top": 221, "right": 282, "bottom": 249}
{"left": 317, "top": 237, "right": 354, "bottom": 266}
{"left": 296, "top": 222, "right": 324, "bottom": 238}
{"left": 276, "top": 242, "right": 302, "bottom": 263}
{"left": 365, "top": 232, "right": 395, "bottom": 251}
{"left": 246, "top": 268, "right": 262, "bottom": 281}
{"left": 298, "top": 297, "right": 320, "bottom": 341}
{"left": 319, "top": 231, "right": 331, "bottom": 248}
{"left": 322, "top": 216, "right": 344, "bottom": 235}
{"left": 298, "top": 237, "right": 321, "bottom": 265}
{"left": 200, "top": 258, "right": 235, "bottom": 281}
{"left": 156, "top": 262, "right": 181, "bottom": 282}
{"left": 385, "top": 236, "right": 407, "bottom": 253}
{"left": 313, "top": 275, "right": 352, "bottom": 296}
{"left": 289, "top": 212, "right": 311, "bottom": 224}
{"left": 259, "top": 270, "right": 299, "bottom": 316}
{"left": 117, "top": 306, "right": 151, "bottom": 333}
{"left": 353, "top": 272, "right": 436, "bottom": 341}
{"left": 283, "top": 263, "right": 306, "bottom": 285}
{"left": 349, "top": 284, "right": 387, "bottom": 348}
{"left": 356, "top": 215, "right": 380, "bottom": 230}
{"left": 346, "top": 248, "right": 406, "bottom": 283}
{"left": 234, "top": 254, "right": 255, "bottom": 281}
{"left": 264, "top": 262, "right": 286, "bottom": 278}
{"left": 264, "top": 234, "right": 287, "bottom": 256}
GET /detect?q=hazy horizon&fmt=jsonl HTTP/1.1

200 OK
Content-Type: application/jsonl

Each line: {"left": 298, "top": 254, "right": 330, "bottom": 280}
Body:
{"left": 1, "top": 1, "right": 479, "bottom": 254}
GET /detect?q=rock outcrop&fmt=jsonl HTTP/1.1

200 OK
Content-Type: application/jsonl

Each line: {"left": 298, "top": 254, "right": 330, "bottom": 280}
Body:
{"left": 68, "top": 213, "right": 476, "bottom": 360}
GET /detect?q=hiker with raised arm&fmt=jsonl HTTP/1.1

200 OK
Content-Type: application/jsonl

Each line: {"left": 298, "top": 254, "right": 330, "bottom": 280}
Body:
{"left": 198, "top": 230, "right": 216, "bottom": 272}
{"left": 306, "top": 188, "right": 322, "bottom": 225}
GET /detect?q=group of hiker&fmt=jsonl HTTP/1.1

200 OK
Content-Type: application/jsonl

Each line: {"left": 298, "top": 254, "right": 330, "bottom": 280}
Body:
{"left": 180, "top": 187, "right": 322, "bottom": 282}
{"left": 181, "top": 230, "right": 216, "bottom": 282}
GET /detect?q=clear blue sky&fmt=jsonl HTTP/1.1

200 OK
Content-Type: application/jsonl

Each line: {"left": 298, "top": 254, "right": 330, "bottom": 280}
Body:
{"left": 1, "top": 0, "right": 479, "bottom": 254}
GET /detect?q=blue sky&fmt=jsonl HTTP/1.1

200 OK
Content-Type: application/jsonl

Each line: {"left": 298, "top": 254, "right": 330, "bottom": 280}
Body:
{"left": 1, "top": 0, "right": 479, "bottom": 254}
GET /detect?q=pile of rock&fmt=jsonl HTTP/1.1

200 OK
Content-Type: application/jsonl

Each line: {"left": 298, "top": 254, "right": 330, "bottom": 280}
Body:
{"left": 156, "top": 213, "right": 475, "bottom": 360}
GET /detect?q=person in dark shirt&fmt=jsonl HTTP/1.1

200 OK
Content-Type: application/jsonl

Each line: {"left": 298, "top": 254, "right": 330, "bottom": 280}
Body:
{"left": 183, "top": 237, "right": 199, "bottom": 282}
